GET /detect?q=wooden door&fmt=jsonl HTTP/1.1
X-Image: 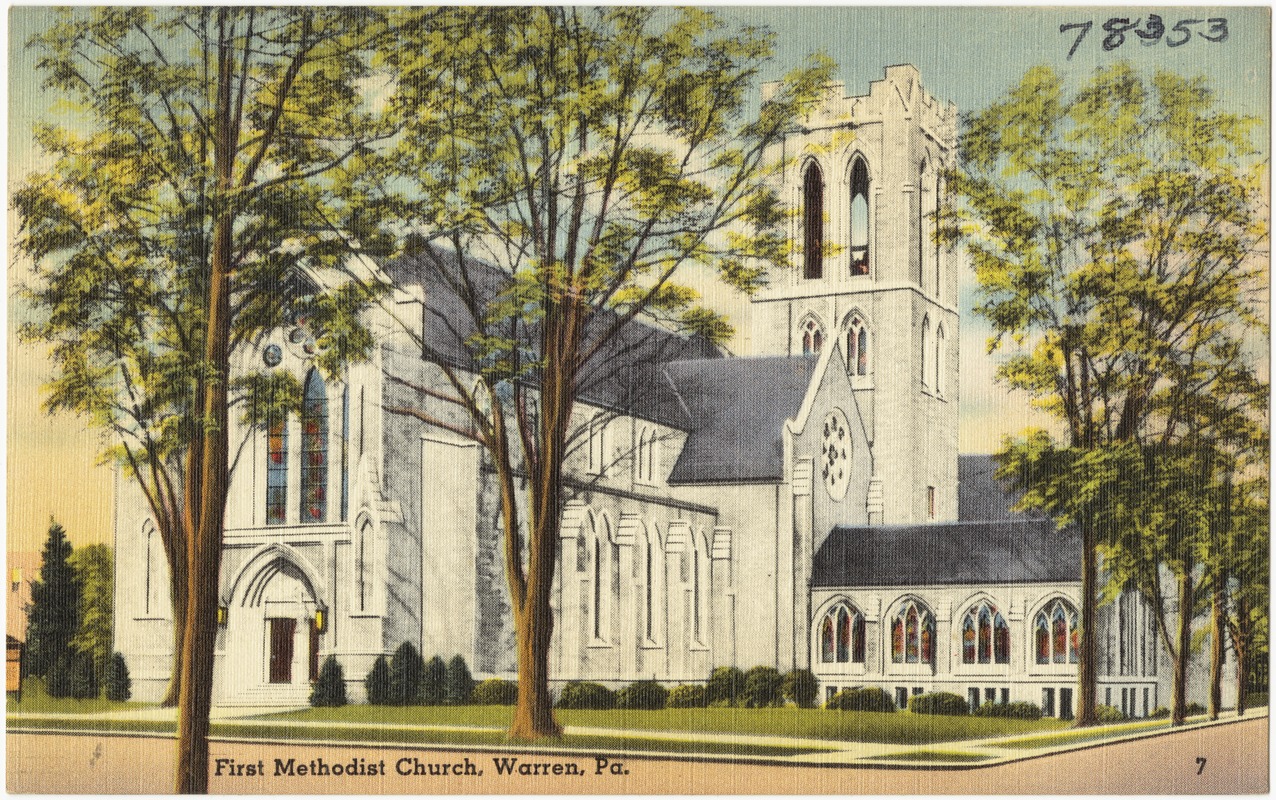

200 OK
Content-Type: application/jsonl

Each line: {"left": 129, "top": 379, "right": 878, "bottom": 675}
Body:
{"left": 268, "top": 617, "right": 296, "bottom": 684}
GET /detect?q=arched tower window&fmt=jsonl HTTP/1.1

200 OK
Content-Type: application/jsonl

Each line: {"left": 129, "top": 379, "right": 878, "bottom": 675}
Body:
{"left": 266, "top": 397, "right": 289, "bottom": 526}
{"left": 1035, "top": 599, "right": 1079, "bottom": 664}
{"left": 800, "top": 317, "right": 825, "bottom": 356}
{"left": 845, "top": 315, "right": 870, "bottom": 377}
{"left": 935, "top": 325, "right": 947, "bottom": 395}
{"left": 961, "top": 601, "right": 1010, "bottom": 664}
{"left": 803, "top": 161, "right": 824, "bottom": 280}
{"left": 920, "top": 317, "right": 931, "bottom": 389}
{"left": 357, "top": 519, "right": 372, "bottom": 611}
{"left": 849, "top": 158, "right": 870, "bottom": 275}
{"left": 919, "top": 159, "right": 937, "bottom": 292}
{"left": 891, "top": 599, "right": 936, "bottom": 664}
{"left": 819, "top": 602, "right": 866, "bottom": 663}
{"left": 300, "top": 369, "right": 329, "bottom": 523}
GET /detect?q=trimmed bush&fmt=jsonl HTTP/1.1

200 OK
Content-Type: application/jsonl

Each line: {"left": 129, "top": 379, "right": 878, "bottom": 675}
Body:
{"left": 667, "top": 683, "right": 707, "bottom": 709}
{"left": 364, "top": 655, "right": 393, "bottom": 705}
{"left": 1186, "top": 701, "right": 1207, "bottom": 716}
{"left": 105, "top": 652, "right": 131, "bottom": 702}
{"left": 1245, "top": 691, "right": 1268, "bottom": 708}
{"left": 1149, "top": 706, "right": 1171, "bottom": 719}
{"left": 826, "top": 687, "right": 895, "bottom": 713}
{"left": 46, "top": 652, "right": 72, "bottom": 698}
{"left": 445, "top": 655, "right": 474, "bottom": 705}
{"left": 390, "top": 642, "right": 423, "bottom": 706}
{"left": 472, "top": 678, "right": 519, "bottom": 705}
{"left": 556, "top": 681, "right": 616, "bottom": 710}
{"left": 706, "top": 666, "right": 745, "bottom": 706}
{"left": 782, "top": 668, "right": 819, "bottom": 709}
{"left": 616, "top": 680, "right": 669, "bottom": 710}
{"left": 743, "top": 666, "right": 783, "bottom": 708}
{"left": 310, "top": 656, "right": 348, "bottom": 707}
{"left": 1095, "top": 704, "right": 1127, "bottom": 723}
{"left": 70, "top": 650, "right": 98, "bottom": 699}
{"left": 419, "top": 656, "right": 446, "bottom": 705}
{"left": 909, "top": 692, "right": 969, "bottom": 716}
{"left": 973, "top": 701, "right": 1042, "bottom": 720}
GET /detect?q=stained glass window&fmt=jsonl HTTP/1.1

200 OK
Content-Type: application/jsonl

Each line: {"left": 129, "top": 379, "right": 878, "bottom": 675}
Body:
{"left": 963, "top": 601, "right": 1011, "bottom": 664}
{"left": 892, "top": 600, "right": 936, "bottom": 665}
{"left": 300, "top": 369, "right": 328, "bottom": 522}
{"left": 1034, "top": 599, "right": 1079, "bottom": 665}
{"left": 820, "top": 602, "right": 865, "bottom": 664}
{"left": 266, "top": 410, "right": 288, "bottom": 525}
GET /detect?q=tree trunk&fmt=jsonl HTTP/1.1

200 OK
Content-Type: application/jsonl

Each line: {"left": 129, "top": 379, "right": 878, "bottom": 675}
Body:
{"left": 1234, "top": 595, "right": 1250, "bottom": 717}
{"left": 509, "top": 584, "right": 561, "bottom": 739}
{"left": 1075, "top": 514, "right": 1098, "bottom": 726}
{"left": 160, "top": 573, "right": 187, "bottom": 708}
{"left": 1171, "top": 570, "right": 1193, "bottom": 726}
{"left": 1208, "top": 577, "right": 1225, "bottom": 720}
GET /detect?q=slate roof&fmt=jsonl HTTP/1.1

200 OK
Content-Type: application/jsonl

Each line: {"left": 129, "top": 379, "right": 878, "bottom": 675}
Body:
{"left": 811, "top": 519, "right": 1080, "bottom": 588}
{"left": 957, "top": 454, "right": 1048, "bottom": 522}
{"left": 662, "top": 356, "right": 819, "bottom": 485}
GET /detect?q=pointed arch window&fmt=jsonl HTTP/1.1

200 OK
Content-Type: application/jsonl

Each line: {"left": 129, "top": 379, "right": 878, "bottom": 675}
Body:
{"left": 891, "top": 599, "right": 936, "bottom": 664}
{"left": 845, "top": 316, "right": 870, "bottom": 376}
{"left": 819, "top": 602, "right": 866, "bottom": 664}
{"left": 919, "top": 159, "right": 936, "bottom": 291}
{"left": 935, "top": 325, "right": 947, "bottom": 396}
{"left": 1035, "top": 599, "right": 1079, "bottom": 664}
{"left": 962, "top": 601, "right": 1010, "bottom": 664}
{"left": 300, "top": 369, "right": 328, "bottom": 523}
{"left": 803, "top": 161, "right": 824, "bottom": 279}
{"left": 849, "top": 158, "right": 870, "bottom": 275}
{"left": 801, "top": 317, "right": 825, "bottom": 356}
{"left": 920, "top": 317, "right": 931, "bottom": 389}
{"left": 266, "top": 402, "right": 289, "bottom": 526}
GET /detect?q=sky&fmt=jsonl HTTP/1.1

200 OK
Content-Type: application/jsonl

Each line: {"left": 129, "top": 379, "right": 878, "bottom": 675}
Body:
{"left": 5, "top": 6, "right": 1271, "bottom": 551}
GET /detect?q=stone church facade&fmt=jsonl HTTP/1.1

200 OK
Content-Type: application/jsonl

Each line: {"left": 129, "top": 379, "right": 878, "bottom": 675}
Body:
{"left": 113, "top": 65, "right": 1226, "bottom": 716}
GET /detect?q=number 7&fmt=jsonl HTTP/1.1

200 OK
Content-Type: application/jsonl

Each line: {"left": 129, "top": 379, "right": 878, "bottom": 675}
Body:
{"left": 1196, "top": 757, "right": 1207, "bottom": 775}
{"left": 1060, "top": 21, "right": 1094, "bottom": 60}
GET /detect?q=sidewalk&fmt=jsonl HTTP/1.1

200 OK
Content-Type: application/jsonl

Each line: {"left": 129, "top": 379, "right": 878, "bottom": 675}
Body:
{"left": 8, "top": 704, "right": 1266, "bottom": 769}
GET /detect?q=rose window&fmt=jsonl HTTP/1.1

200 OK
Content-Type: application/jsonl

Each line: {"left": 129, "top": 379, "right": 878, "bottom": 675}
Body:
{"left": 821, "top": 408, "right": 852, "bottom": 499}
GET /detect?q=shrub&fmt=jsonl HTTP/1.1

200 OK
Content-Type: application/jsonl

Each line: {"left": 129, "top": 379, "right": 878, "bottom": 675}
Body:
{"left": 706, "top": 666, "right": 745, "bottom": 706}
{"left": 910, "top": 692, "right": 969, "bottom": 716}
{"left": 70, "top": 650, "right": 98, "bottom": 699}
{"left": 1186, "top": 701, "right": 1207, "bottom": 716}
{"left": 616, "top": 680, "right": 669, "bottom": 710}
{"left": 419, "top": 656, "right": 446, "bottom": 705}
{"left": 826, "top": 687, "right": 895, "bottom": 713}
{"left": 782, "top": 668, "right": 819, "bottom": 709}
{"left": 743, "top": 666, "right": 783, "bottom": 708}
{"left": 1095, "top": 704, "right": 1127, "bottom": 723}
{"left": 445, "top": 655, "right": 474, "bottom": 705}
{"left": 666, "top": 684, "right": 707, "bottom": 709}
{"left": 390, "top": 642, "right": 423, "bottom": 706}
{"left": 556, "top": 681, "right": 616, "bottom": 710}
{"left": 973, "top": 701, "right": 1042, "bottom": 720}
{"left": 1149, "top": 706, "right": 1171, "bottom": 719}
{"left": 310, "top": 656, "right": 347, "bottom": 707}
{"left": 364, "top": 655, "right": 393, "bottom": 705}
{"left": 46, "top": 652, "right": 72, "bottom": 698}
{"left": 472, "top": 678, "right": 519, "bottom": 705}
{"left": 105, "top": 652, "right": 131, "bottom": 702}
{"left": 1245, "top": 691, "right": 1268, "bottom": 708}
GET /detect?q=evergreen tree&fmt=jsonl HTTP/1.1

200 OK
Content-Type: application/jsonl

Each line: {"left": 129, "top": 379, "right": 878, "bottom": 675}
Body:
{"left": 419, "top": 655, "right": 446, "bottom": 706}
{"left": 105, "top": 652, "right": 132, "bottom": 702}
{"left": 364, "top": 656, "right": 393, "bottom": 706}
{"left": 444, "top": 655, "right": 474, "bottom": 705}
{"left": 46, "top": 650, "right": 73, "bottom": 698}
{"left": 26, "top": 521, "right": 79, "bottom": 678}
{"left": 389, "top": 642, "right": 423, "bottom": 706}
{"left": 310, "top": 656, "right": 347, "bottom": 707}
{"left": 70, "top": 649, "right": 99, "bottom": 699}
{"left": 69, "top": 544, "right": 113, "bottom": 683}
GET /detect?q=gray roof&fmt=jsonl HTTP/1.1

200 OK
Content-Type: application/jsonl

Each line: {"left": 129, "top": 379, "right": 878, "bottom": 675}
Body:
{"left": 664, "top": 356, "right": 818, "bottom": 485}
{"left": 958, "top": 454, "right": 1049, "bottom": 522}
{"left": 811, "top": 519, "right": 1080, "bottom": 588}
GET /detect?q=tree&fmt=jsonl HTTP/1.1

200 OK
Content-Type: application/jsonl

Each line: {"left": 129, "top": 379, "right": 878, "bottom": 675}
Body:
{"left": 444, "top": 655, "right": 474, "bottom": 706}
{"left": 25, "top": 521, "right": 79, "bottom": 679}
{"left": 69, "top": 544, "right": 113, "bottom": 683}
{"left": 364, "top": 656, "right": 393, "bottom": 706}
{"left": 17, "top": 8, "right": 389, "bottom": 791}
{"left": 368, "top": 6, "right": 832, "bottom": 739}
{"left": 70, "top": 649, "right": 99, "bottom": 700}
{"left": 419, "top": 655, "right": 447, "bottom": 706}
{"left": 106, "top": 653, "right": 132, "bottom": 702}
{"left": 947, "top": 63, "right": 1267, "bottom": 726}
{"left": 389, "top": 642, "right": 423, "bottom": 706}
{"left": 1224, "top": 473, "right": 1269, "bottom": 717}
{"left": 309, "top": 656, "right": 347, "bottom": 707}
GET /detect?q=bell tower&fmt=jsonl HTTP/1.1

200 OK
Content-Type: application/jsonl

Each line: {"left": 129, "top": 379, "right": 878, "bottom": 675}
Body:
{"left": 750, "top": 65, "right": 960, "bottom": 525}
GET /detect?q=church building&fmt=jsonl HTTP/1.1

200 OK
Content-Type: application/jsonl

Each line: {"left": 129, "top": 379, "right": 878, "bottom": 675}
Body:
{"left": 112, "top": 65, "right": 1220, "bottom": 718}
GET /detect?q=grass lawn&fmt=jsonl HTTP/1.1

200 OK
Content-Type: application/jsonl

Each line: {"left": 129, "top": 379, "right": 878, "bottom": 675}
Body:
{"left": 267, "top": 705, "right": 1070, "bottom": 745}
{"left": 997, "top": 719, "right": 1170, "bottom": 749}
{"left": 6, "top": 678, "right": 150, "bottom": 715}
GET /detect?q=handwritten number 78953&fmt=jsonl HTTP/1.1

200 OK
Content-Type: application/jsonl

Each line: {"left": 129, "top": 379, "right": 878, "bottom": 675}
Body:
{"left": 1061, "top": 16, "right": 1228, "bottom": 59}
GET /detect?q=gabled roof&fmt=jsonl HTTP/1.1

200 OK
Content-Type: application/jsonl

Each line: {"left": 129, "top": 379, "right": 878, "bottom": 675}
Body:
{"left": 812, "top": 519, "right": 1080, "bottom": 588}
{"left": 958, "top": 454, "right": 1049, "bottom": 522}
{"left": 664, "top": 356, "right": 818, "bottom": 485}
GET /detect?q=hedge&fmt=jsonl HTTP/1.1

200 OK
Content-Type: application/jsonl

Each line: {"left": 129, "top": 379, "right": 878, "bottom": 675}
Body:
{"left": 105, "top": 652, "right": 131, "bottom": 702}
{"left": 616, "top": 680, "right": 669, "bottom": 710}
{"left": 826, "top": 687, "right": 895, "bottom": 713}
{"left": 364, "top": 656, "right": 393, "bottom": 705}
{"left": 472, "top": 678, "right": 519, "bottom": 705}
{"left": 743, "top": 666, "right": 783, "bottom": 708}
{"left": 419, "top": 656, "right": 446, "bottom": 705}
{"left": 445, "top": 655, "right": 475, "bottom": 705}
{"left": 390, "top": 643, "right": 423, "bottom": 706}
{"left": 557, "top": 681, "right": 616, "bottom": 710}
{"left": 909, "top": 692, "right": 969, "bottom": 716}
{"left": 1095, "top": 704, "right": 1127, "bottom": 723}
{"left": 706, "top": 666, "right": 745, "bottom": 706}
{"left": 972, "top": 700, "right": 1042, "bottom": 720}
{"left": 782, "top": 668, "right": 819, "bottom": 709}
{"left": 667, "top": 684, "right": 707, "bottom": 708}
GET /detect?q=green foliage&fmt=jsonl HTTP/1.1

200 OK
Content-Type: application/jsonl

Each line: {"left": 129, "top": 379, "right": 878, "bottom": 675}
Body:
{"left": 46, "top": 652, "right": 73, "bottom": 699}
{"left": 470, "top": 678, "right": 519, "bottom": 706}
{"left": 418, "top": 656, "right": 446, "bottom": 706}
{"left": 1095, "top": 704, "right": 1127, "bottom": 724}
{"left": 310, "top": 656, "right": 348, "bottom": 707}
{"left": 444, "top": 655, "right": 474, "bottom": 706}
{"left": 706, "top": 666, "right": 745, "bottom": 706}
{"left": 556, "top": 681, "right": 616, "bottom": 710}
{"left": 1245, "top": 692, "right": 1268, "bottom": 708}
{"left": 1149, "top": 706, "right": 1171, "bottom": 719}
{"left": 666, "top": 684, "right": 707, "bottom": 709}
{"left": 616, "top": 681, "right": 669, "bottom": 711}
{"left": 742, "top": 666, "right": 784, "bottom": 708}
{"left": 68, "top": 544, "right": 112, "bottom": 683}
{"left": 826, "top": 687, "right": 895, "bottom": 713}
{"left": 70, "top": 650, "right": 98, "bottom": 699}
{"left": 781, "top": 668, "right": 819, "bottom": 709}
{"left": 389, "top": 643, "right": 423, "bottom": 707}
{"left": 909, "top": 692, "right": 969, "bottom": 716}
{"left": 26, "top": 521, "right": 79, "bottom": 679}
{"left": 105, "top": 653, "right": 131, "bottom": 702}
{"left": 364, "top": 656, "right": 393, "bottom": 706}
{"left": 1186, "top": 701, "right": 1207, "bottom": 716}
{"left": 973, "top": 701, "right": 1043, "bottom": 720}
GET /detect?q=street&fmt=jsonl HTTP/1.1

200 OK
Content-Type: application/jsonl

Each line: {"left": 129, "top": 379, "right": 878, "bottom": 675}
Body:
{"left": 8, "top": 717, "right": 1267, "bottom": 794}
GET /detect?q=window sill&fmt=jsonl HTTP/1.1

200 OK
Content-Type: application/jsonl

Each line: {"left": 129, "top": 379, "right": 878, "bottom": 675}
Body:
{"left": 689, "top": 642, "right": 710, "bottom": 652}
{"left": 348, "top": 612, "right": 384, "bottom": 619}
{"left": 586, "top": 638, "right": 613, "bottom": 649}
{"left": 640, "top": 640, "right": 663, "bottom": 650}
{"left": 132, "top": 615, "right": 170, "bottom": 622}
